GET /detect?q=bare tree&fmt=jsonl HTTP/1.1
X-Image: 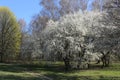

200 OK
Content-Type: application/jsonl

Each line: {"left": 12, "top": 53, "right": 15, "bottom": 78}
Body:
{"left": 59, "top": 0, "right": 88, "bottom": 15}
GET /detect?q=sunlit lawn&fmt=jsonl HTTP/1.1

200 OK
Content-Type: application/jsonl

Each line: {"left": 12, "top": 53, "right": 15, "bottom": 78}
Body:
{"left": 0, "top": 61, "right": 120, "bottom": 80}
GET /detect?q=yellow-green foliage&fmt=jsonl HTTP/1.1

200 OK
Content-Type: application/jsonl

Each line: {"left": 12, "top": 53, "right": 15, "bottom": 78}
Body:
{"left": 0, "top": 7, "right": 21, "bottom": 61}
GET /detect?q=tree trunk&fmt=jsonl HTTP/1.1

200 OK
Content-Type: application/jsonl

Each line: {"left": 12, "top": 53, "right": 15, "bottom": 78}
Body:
{"left": 101, "top": 51, "right": 110, "bottom": 68}
{"left": 63, "top": 56, "right": 71, "bottom": 71}
{"left": 0, "top": 52, "right": 4, "bottom": 63}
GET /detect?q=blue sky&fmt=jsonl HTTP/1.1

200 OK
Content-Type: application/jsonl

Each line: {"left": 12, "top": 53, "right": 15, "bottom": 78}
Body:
{"left": 87, "top": 0, "right": 95, "bottom": 11}
{"left": 0, "top": 0, "right": 94, "bottom": 25}
{"left": 0, "top": 0, "right": 41, "bottom": 25}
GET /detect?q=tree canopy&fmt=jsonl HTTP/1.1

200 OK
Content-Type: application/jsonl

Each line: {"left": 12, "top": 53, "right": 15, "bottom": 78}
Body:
{"left": 0, "top": 7, "right": 21, "bottom": 62}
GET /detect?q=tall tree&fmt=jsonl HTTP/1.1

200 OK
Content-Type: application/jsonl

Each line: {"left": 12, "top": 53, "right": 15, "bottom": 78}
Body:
{"left": 104, "top": 0, "right": 120, "bottom": 26}
{"left": 0, "top": 7, "right": 21, "bottom": 62}
{"left": 31, "top": 0, "right": 89, "bottom": 34}
{"left": 18, "top": 19, "right": 26, "bottom": 33}
{"left": 18, "top": 19, "right": 34, "bottom": 61}
{"left": 92, "top": 0, "right": 103, "bottom": 11}
{"left": 103, "top": 0, "right": 120, "bottom": 60}
{"left": 18, "top": 19, "right": 27, "bottom": 60}
{"left": 60, "top": 0, "right": 88, "bottom": 15}
{"left": 31, "top": 0, "right": 59, "bottom": 36}
{"left": 40, "top": 0, "right": 60, "bottom": 20}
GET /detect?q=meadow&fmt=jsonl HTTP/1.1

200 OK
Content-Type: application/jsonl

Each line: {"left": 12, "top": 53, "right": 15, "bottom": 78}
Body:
{"left": 0, "top": 61, "right": 120, "bottom": 80}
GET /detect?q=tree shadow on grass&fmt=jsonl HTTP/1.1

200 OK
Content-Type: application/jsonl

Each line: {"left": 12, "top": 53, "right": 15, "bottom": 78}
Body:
{"left": 0, "top": 63, "right": 65, "bottom": 73}
{"left": 0, "top": 62, "right": 120, "bottom": 80}
{"left": 0, "top": 63, "right": 26, "bottom": 73}
{"left": 99, "top": 76, "right": 120, "bottom": 80}
{"left": 0, "top": 62, "right": 119, "bottom": 73}
{"left": 0, "top": 63, "right": 29, "bottom": 73}
{"left": 0, "top": 74, "right": 119, "bottom": 80}
{"left": 85, "top": 63, "right": 120, "bottom": 71}
{"left": 0, "top": 75, "right": 51, "bottom": 80}
{"left": 44, "top": 73, "right": 120, "bottom": 80}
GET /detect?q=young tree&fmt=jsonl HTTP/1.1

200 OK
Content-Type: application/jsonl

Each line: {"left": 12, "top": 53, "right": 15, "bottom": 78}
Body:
{"left": 0, "top": 7, "right": 21, "bottom": 62}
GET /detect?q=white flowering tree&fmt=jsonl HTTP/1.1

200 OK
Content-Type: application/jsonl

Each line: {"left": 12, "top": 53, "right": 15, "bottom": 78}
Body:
{"left": 91, "top": 0, "right": 120, "bottom": 67}
{"left": 37, "top": 11, "right": 110, "bottom": 70}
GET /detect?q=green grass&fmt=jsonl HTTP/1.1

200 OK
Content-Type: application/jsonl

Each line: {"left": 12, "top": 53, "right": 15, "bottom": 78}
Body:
{"left": 0, "top": 61, "right": 120, "bottom": 80}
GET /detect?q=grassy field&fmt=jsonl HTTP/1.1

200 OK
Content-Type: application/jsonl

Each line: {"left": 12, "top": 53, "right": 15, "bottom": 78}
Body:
{"left": 0, "top": 61, "right": 120, "bottom": 80}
